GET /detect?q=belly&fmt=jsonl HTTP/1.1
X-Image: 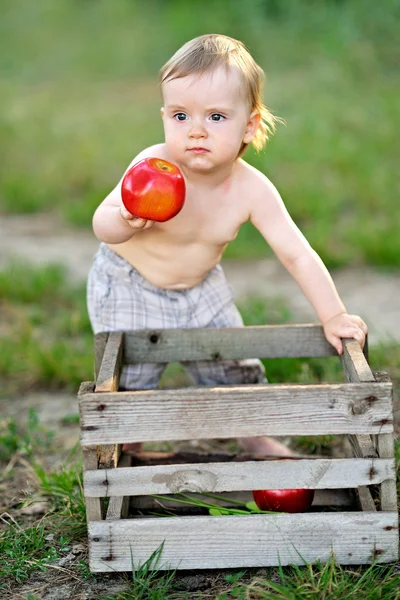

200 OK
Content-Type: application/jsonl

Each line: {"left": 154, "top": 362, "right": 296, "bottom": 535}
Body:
{"left": 108, "top": 237, "right": 227, "bottom": 289}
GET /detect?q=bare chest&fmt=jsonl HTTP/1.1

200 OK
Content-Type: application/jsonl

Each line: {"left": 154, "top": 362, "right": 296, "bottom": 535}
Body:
{"left": 156, "top": 188, "right": 249, "bottom": 245}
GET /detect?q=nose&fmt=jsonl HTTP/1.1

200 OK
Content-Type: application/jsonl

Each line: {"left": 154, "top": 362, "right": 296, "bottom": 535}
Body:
{"left": 188, "top": 119, "right": 207, "bottom": 139}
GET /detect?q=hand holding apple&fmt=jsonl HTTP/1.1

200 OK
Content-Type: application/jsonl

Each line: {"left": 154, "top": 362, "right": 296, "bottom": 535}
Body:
{"left": 121, "top": 157, "right": 186, "bottom": 223}
{"left": 252, "top": 488, "right": 315, "bottom": 513}
{"left": 119, "top": 205, "right": 155, "bottom": 230}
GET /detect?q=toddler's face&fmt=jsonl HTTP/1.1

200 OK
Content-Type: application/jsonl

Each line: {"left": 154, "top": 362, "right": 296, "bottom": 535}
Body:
{"left": 161, "top": 66, "right": 259, "bottom": 172}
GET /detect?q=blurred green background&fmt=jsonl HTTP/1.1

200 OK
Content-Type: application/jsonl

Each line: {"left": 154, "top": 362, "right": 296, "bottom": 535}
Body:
{"left": 1, "top": 0, "right": 399, "bottom": 267}
{"left": 1, "top": 6, "right": 399, "bottom": 592}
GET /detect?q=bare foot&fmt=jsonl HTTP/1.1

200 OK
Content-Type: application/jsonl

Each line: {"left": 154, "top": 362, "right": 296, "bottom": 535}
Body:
{"left": 237, "top": 436, "right": 294, "bottom": 457}
{"left": 122, "top": 442, "right": 143, "bottom": 453}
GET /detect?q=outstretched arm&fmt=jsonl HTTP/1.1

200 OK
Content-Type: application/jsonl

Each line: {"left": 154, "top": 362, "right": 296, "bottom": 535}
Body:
{"left": 250, "top": 175, "right": 367, "bottom": 354}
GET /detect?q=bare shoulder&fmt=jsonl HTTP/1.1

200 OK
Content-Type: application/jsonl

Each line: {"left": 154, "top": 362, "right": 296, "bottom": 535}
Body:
{"left": 126, "top": 143, "right": 169, "bottom": 168}
{"left": 237, "top": 159, "right": 280, "bottom": 205}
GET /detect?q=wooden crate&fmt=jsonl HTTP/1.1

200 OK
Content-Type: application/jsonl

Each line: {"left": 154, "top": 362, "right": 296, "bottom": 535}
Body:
{"left": 78, "top": 324, "right": 399, "bottom": 572}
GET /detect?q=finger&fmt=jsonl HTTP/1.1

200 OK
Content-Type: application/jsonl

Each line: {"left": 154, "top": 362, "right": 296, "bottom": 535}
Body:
{"left": 119, "top": 204, "right": 132, "bottom": 217}
{"left": 349, "top": 315, "right": 368, "bottom": 335}
{"left": 326, "top": 334, "right": 343, "bottom": 355}
{"left": 345, "top": 328, "right": 365, "bottom": 348}
{"left": 129, "top": 217, "right": 148, "bottom": 229}
{"left": 143, "top": 220, "right": 155, "bottom": 229}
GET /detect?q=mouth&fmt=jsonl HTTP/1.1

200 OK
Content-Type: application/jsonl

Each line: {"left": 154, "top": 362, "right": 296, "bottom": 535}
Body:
{"left": 187, "top": 147, "right": 210, "bottom": 154}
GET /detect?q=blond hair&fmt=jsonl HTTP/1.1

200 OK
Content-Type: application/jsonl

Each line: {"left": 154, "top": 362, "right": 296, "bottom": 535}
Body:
{"left": 160, "top": 34, "right": 281, "bottom": 155}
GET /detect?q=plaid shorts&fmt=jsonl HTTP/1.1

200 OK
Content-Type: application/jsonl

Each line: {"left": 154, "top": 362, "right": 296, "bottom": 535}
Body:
{"left": 87, "top": 243, "right": 266, "bottom": 389}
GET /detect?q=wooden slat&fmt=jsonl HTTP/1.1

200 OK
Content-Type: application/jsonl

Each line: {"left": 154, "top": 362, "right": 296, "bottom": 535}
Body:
{"left": 94, "top": 332, "right": 109, "bottom": 379}
{"left": 123, "top": 324, "right": 336, "bottom": 363}
{"left": 84, "top": 458, "right": 395, "bottom": 498}
{"left": 98, "top": 444, "right": 122, "bottom": 470}
{"left": 79, "top": 382, "right": 393, "bottom": 445}
{"left": 349, "top": 435, "right": 378, "bottom": 459}
{"left": 79, "top": 381, "right": 95, "bottom": 395}
{"left": 95, "top": 332, "right": 124, "bottom": 469}
{"left": 106, "top": 454, "right": 132, "bottom": 521}
{"left": 88, "top": 512, "right": 398, "bottom": 571}
{"left": 341, "top": 338, "right": 375, "bottom": 383}
{"left": 341, "top": 338, "right": 380, "bottom": 511}
{"left": 377, "top": 434, "right": 398, "bottom": 512}
{"left": 355, "top": 487, "right": 377, "bottom": 512}
{"left": 82, "top": 446, "right": 104, "bottom": 521}
{"left": 95, "top": 331, "right": 124, "bottom": 392}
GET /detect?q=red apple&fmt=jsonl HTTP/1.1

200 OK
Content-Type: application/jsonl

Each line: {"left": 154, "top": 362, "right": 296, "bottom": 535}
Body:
{"left": 252, "top": 488, "right": 315, "bottom": 513}
{"left": 121, "top": 157, "right": 185, "bottom": 222}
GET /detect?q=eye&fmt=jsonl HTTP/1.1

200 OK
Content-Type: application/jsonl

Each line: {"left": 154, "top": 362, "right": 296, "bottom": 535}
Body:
{"left": 174, "top": 112, "right": 188, "bottom": 122}
{"left": 209, "top": 113, "right": 225, "bottom": 122}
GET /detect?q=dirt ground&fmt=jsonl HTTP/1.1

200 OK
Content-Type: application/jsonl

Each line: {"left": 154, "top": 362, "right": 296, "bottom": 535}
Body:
{"left": 1, "top": 213, "right": 399, "bottom": 599}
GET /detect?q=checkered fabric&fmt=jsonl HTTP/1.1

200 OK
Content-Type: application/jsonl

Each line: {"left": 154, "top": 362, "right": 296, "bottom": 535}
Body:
{"left": 87, "top": 243, "right": 266, "bottom": 389}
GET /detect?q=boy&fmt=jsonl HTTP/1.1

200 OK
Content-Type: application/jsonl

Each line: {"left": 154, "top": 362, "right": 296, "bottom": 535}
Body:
{"left": 87, "top": 34, "right": 367, "bottom": 456}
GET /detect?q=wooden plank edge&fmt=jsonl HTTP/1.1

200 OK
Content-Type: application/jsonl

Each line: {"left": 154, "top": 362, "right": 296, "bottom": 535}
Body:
{"left": 88, "top": 511, "right": 399, "bottom": 572}
{"left": 123, "top": 324, "right": 337, "bottom": 362}
{"left": 82, "top": 445, "right": 104, "bottom": 521}
{"left": 83, "top": 457, "right": 396, "bottom": 498}
{"left": 341, "top": 339, "right": 375, "bottom": 383}
{"left": 95, "top": 332, "right": 109, "bottom": 379}
{"left": 95, "top": 331, "right": 124, "bottom": 392}
{"left": 377, "top": 433, "right": 398, "bottom": 511}
{"left": 106, "top": 454, "right": 132, "bottom": 521}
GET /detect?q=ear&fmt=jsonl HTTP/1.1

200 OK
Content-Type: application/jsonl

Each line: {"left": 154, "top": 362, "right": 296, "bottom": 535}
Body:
{"left": 243, "top": 110, "right": 261, "bottom": 144}
{"left": 160, "top": 107, "right": 165, "bottom": 119}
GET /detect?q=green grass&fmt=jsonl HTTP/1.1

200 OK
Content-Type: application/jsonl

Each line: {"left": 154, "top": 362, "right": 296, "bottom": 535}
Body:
{"left": 0, "top": 262, "right": 93, "bottom": 394}
{"left": 1, "top": 0, "right": 399, "bottom": 266}
{"left": 0, "top": 440, "right": 86, "bottom": 587}
{"left": 0, "top": 407, "right": 54, "bottom": 462}
{"left": 0, "top": 522, "right": 62, "bottom": 584}
{"left": 218, "top": 560, "right": 400, "bottom": 599}
{"left": 103, "top": 543, "right": 181, "bottom": 600}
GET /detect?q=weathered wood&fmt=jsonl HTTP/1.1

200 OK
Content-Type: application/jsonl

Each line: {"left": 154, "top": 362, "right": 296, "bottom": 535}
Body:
{"left": 355, "top": 487, "right": 377, "bottom": 512}
{"left": 349, "top": 435, "right": 378, "bottom": 459}
{"left": 106, "top": 454, "right": 132, "bottom": 521}
{"left": 79, "top": 381, "right": 95, "bottom": 395}
{"left": 377, "top": 434, "right": 398, "bottom": 512}
{"left": 342, "top": 346, "right": 397, "bottom": 513}
{"left": 94, "top": 332, "right": 109, "bottom": 379}
{"left": 84, "top": 458, "right": 395, "bottom": 497}
{"left": 123, "top": 324, "right": 337, "bottom": 363}
{"left": 88, "top": 512, "right": 398, "bottom": 571}
{"left": 95, "top": 332, "right": 124, "bottom": 468}
{"left": 95, "top": 332, "right": 124, "bottom": 393}
{"left": 341, "top": 339, "right": 380, "bottom": 511}
{"left": 81, "top": 326, "right": 398, "bottom": 572}
{"left": 82, "top": 446, "right": 104, "bottom": 521}
{"left": 341, "top": 338, "right": 375, "bottom": 383}
{"left": 98, "top": 444, "right": 122, "bottom": 470}
{"left": 79, "top": 382, "right": 393, "bottom": 445}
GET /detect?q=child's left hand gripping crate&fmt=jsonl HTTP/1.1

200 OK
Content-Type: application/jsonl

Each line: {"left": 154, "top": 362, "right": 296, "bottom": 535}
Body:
{"left": 78, "top": 325, "right": 399, "bottom": 572}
